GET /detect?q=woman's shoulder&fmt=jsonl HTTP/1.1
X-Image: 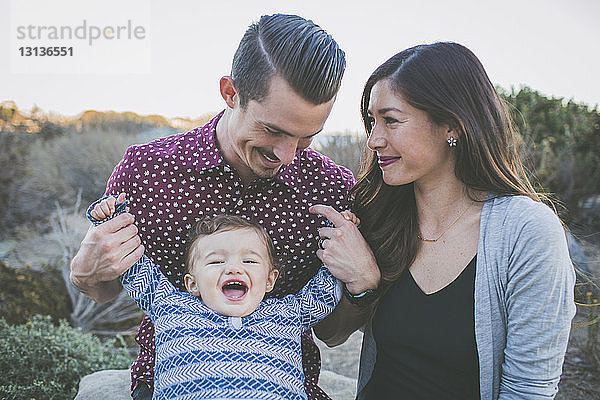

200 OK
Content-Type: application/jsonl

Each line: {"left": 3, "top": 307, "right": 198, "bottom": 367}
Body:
{"left": 483, "top": 194, "right": 568, "bottom": 264}
{"left": 481, "top": 194, "right": 567, "bottom": 261}
{"left": 482, "top": 195, "right": 572, "bottom": 288}
{"left": 484, "top": 194, "right": 561, "bottom": 232}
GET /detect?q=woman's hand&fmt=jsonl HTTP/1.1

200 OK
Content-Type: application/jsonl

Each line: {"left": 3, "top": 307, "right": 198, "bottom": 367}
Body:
{"left": 309, "top": 204, "right": 380, "bottom": 294}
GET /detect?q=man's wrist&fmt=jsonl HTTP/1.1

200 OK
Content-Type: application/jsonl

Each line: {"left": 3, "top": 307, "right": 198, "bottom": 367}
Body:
{"left": 69, "top": 272, "right": 90, "bottom": 295}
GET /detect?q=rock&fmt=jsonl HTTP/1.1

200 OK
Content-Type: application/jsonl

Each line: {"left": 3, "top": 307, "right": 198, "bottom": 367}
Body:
{"left": 75, "top": 369, "right": 130, "bottom": 400}
{"left": 316, "top": 331, "right": 363, "bottom": 381}
{"left": 566, "top": 232, "right": 591, "bottom": 277}
{"left": 75, "top": 368, "right": 357, "bottom": 399}
{"left": 319, "top": 369, "right": 358, "bottom": 399}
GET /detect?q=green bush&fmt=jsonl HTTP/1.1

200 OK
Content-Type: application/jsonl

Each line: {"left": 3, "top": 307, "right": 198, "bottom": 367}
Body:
{"left": 501, "top": 86, "right": 600, "bottom": 234}
{"left": 0, "top": 315, "right": 133, "bottom": 400}
{"left": 0, "top": 260, "right": 71, "bottom": 325}
{"left": 316, "top": 134, "right": 365, "bottom": 177}
{"left": 10, "top": 128, "right": 138, "bottom": 233}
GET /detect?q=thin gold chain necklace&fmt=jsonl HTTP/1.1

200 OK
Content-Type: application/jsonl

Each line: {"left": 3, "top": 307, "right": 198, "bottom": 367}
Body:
{"left": 417, "top": 203, "right": 470, "bottom": 243}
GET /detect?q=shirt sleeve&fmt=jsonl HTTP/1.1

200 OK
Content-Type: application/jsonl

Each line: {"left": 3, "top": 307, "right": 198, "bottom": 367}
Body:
{"left": 296, "top": 266, "right": 343, "bottom": 330}
{"left": 119, "top": 254, "right": 178, "bottom": 314}
{"left": 499, "top": 202, "right": 576, "bottom": 399}
{"left": 104, "top": 145, "right": 136, "bottom": 197}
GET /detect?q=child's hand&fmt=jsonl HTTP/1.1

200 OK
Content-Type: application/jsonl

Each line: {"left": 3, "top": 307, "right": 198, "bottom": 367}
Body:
{"left": 340, "top": 210, "right": 360, "bottom": 226}
{"left": 90, "top": 193, "right": 126, "bottom": 220}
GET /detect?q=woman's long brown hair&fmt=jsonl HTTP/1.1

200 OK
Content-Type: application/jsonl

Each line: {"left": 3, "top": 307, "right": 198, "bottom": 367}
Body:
{"left": 352, "top": 42, "right": 545, "bottom": 288}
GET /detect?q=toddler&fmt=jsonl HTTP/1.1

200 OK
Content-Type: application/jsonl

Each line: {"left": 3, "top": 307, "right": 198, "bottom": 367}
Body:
{"left": 87, "top": 193, "right": 348, "bottom": 400}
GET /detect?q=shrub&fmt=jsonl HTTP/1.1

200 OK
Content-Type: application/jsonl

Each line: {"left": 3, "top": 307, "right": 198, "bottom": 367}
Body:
{"left": 0, "top": 315, "right": 133, "bottom": 400}
{"left": 0, "top": 130, "right": 37, "bottom": 239}
{"left": 0, "top": 260, "right": 71, "bottom": 325}
{"left": 10, "top": 128, "right": 137, "bottom": 230}
{"left": 314, "top": 134, "right": 364, "bottom": 177}
{"left": 51, "top": 201, "right": 143, "bottom": 336}
{"left": 502, "top": 86, "right": 600, "bottom": 236}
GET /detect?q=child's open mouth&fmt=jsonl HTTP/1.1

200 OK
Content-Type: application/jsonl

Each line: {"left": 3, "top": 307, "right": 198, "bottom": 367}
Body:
{"left": 221, "top": 280, "right": 248, "bottom": 300}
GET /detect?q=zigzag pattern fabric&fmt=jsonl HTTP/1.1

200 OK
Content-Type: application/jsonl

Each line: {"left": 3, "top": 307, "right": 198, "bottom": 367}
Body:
{"left": 87, "top": 196, "right": 342, "bottom": 400}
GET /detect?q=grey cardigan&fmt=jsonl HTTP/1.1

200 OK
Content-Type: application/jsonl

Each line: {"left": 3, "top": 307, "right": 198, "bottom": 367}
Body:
{"left": 357, "top": 195, "right": 576, "bottom": 400}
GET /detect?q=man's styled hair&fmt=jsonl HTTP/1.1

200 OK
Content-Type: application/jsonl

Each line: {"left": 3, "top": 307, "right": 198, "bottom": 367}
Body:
{"left": 184, "top": 215, "right": 280, "bottom": 273}
{"left": 231, "top": 14, "right": 345, "bottom": 108}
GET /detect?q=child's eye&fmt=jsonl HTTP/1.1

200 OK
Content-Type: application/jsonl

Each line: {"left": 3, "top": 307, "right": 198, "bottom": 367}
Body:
{"left": 207, "top": 260, "right": 225, "bottom": 265}
{"left": 243, "top": 259, "right": 259, "bottom": 264}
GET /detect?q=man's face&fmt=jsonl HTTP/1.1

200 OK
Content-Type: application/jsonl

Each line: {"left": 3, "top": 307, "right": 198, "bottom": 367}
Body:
{"left": 221, "top": 75, "right": 335, "bottom": 182}
{"left": 184, "top": 228, "right": 279, "bottom": 317}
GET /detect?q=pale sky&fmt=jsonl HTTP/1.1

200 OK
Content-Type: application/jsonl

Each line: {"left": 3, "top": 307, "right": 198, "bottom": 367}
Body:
{"left": 1, "top": 0, "right": 599, "bottom": 133}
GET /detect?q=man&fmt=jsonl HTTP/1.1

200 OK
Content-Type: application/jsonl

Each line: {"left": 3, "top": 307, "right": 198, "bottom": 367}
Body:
{"left": 70, "top": 14, "right": 379, "bottom": 400}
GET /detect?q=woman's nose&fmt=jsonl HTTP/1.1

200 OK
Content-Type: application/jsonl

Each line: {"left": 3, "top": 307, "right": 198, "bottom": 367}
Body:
{"left": 367, "top": 124, "right": 386, "bottom": 151}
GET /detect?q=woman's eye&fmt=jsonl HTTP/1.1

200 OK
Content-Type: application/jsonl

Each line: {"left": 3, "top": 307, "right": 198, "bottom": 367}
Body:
{"left": 384, "top": 117, "right": 399, "bottom": 125}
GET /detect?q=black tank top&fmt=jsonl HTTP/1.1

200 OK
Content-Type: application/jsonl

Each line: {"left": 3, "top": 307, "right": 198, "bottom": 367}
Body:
{"left": 366, "top": 256, "right": 480, "bottom": 400}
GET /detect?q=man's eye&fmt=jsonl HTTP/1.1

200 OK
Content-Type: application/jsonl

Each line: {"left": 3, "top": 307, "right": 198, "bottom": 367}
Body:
{"left": 266, "top": 129, "right": 282, "bottom": 136}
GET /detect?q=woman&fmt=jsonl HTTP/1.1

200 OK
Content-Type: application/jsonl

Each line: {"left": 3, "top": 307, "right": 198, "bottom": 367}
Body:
{"left": 311, "top": 42, "right": 575, "bottom": 399}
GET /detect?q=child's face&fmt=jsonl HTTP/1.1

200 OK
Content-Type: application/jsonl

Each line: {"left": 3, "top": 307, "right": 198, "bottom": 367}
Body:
{"left": 183, "top": 228, "right": 279, "bottom": 317}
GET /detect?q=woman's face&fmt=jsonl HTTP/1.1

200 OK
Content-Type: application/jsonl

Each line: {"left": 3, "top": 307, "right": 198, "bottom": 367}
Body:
{"left": 366, "top": 79, "right": 455, "bottom": 187}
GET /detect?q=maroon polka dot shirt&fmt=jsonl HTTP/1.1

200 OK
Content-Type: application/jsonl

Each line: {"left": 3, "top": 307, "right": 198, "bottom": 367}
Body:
{"left": 104, "top": 111, "right": 355, "bottom": 399}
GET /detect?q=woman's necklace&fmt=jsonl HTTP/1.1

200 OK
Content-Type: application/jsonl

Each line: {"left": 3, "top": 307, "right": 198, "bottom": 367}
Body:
{"left": 417, "top": 203, "right": 470, "bottom": 243}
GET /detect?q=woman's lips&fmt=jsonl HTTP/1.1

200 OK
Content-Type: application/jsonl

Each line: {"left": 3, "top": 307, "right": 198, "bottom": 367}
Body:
{"left": 378, "top": 156, "right": 400, "bottom": 167}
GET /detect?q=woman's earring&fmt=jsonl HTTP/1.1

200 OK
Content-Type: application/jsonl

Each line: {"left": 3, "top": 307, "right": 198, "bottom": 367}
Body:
{"left": 447, "top": 137, "right": 457, "bottom": 147}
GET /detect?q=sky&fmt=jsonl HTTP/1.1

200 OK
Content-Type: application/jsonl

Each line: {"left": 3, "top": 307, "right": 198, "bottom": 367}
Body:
{"left": 1, "top": 0, "right": 599, "bottom": 133}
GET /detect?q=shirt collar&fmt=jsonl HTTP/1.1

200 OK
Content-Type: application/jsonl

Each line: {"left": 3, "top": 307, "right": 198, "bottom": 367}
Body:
{"left": 195, "top": 110, "right": 225, "bottom": 172}
{"left": 195, "top": 109, "right": 302, "bottom": 191}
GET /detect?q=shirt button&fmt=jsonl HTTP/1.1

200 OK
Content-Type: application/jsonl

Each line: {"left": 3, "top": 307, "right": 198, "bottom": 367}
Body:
{"left": 229, "top": 316, "right": 242, "bottom": 329}
{"left": 237, "top": 199, "right": 243, "bottom": 206}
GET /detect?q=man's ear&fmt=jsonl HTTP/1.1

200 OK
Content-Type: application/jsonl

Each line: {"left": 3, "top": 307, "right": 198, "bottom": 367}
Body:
{"left": 265, "top": 269, "right": 279, "bottom": 292}
{"left": 184, "top": 273, "right": 201, "bottom": 297}
{"left": 219, "top": 76, "right": 238, "bottom": 109}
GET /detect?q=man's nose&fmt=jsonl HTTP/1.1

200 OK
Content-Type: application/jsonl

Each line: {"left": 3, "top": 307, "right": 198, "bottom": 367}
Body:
{"left": 273, "top": 138, "right": 300, "bottom": 165}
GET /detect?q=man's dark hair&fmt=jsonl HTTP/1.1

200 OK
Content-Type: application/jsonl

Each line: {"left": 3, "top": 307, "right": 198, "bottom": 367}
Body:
{"left": 231, "top": 14, "right": 345, "bottom": 108}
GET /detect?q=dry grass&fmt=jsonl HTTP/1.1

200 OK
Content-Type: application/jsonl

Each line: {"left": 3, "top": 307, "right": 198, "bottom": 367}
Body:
{"left": 50, "top": 198, "right": 142, "bottom": 336}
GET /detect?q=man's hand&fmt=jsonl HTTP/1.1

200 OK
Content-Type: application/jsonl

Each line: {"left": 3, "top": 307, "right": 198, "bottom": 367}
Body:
{"left": 309, "top": 204, "right": 380, "bottom": 295}
{"left": 70, "top": 208, "right": 144, "bottom": 303}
